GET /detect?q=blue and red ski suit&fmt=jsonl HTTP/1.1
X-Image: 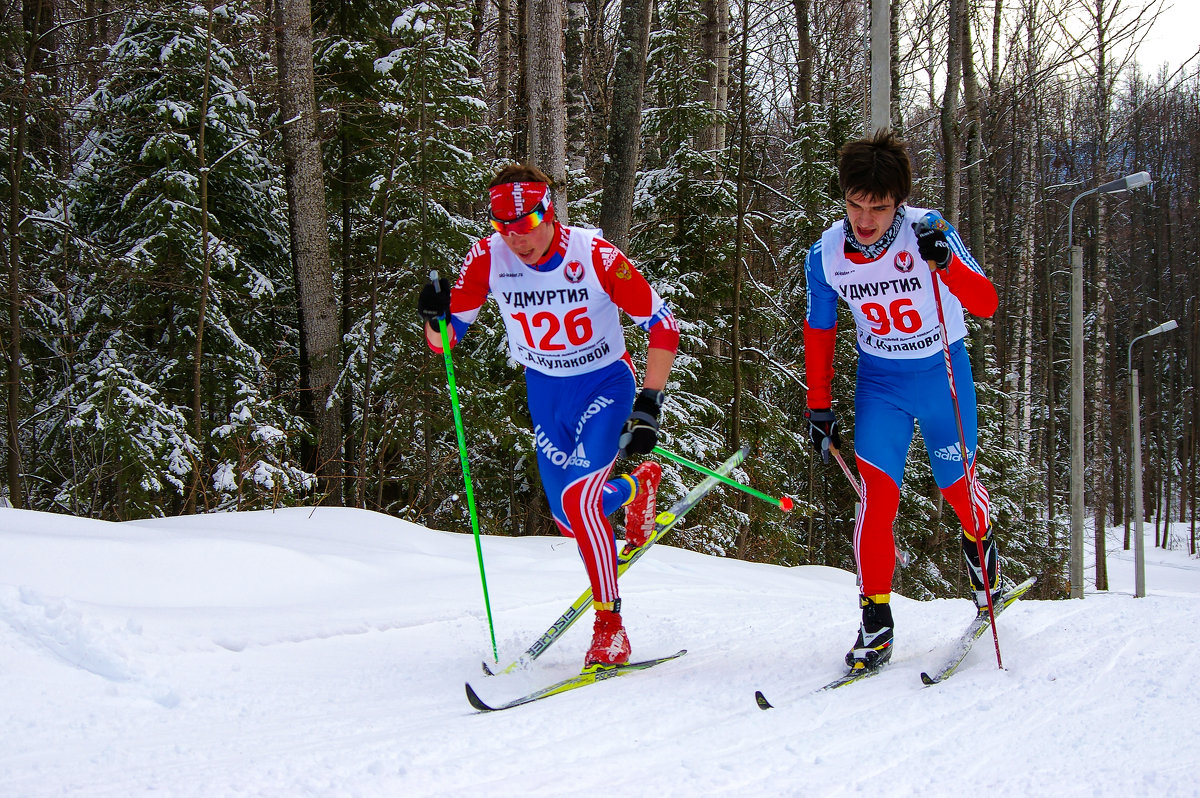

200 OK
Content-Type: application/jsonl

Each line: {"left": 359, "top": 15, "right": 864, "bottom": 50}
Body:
{"left": 804, "top": 207, "right": 998, "bottom": 597}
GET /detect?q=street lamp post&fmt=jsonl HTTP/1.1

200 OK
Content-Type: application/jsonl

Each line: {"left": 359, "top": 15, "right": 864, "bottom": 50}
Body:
{"left": 1067, "top": 170, "right": 1151, "bottom": 599}
{"left": 1128, "top": 319, "right": 1178, "bottom": 598}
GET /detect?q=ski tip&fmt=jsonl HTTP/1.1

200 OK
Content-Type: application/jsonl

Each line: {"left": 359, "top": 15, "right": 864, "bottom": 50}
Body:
{"left": 754, "top": 690, "right": 774, "bottom": 710}
{"left": 465, "top": 682, "right": 496, "bottom": 712}
{"left": 920, "top": 672, "right": 937, "bottom": 686}
{"left": 481, "top": 660, "right": 495, "bottom": 677}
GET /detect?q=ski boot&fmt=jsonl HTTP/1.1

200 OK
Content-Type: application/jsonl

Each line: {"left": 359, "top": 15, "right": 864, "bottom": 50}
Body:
{"left": 963, "top": 530, "right": 1007, "bottom": 609}
{"left": 845, "top": 594, "right": 894, "bottom": 671}
{"left": 585, "top": 601, "right": 631, "bottom": 669}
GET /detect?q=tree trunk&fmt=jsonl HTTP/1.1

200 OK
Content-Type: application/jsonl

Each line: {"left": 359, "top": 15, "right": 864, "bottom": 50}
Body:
{"left": 565, "top": 0, "right": 588, "bottom": 174}
{"left": 597, "top": 0, "right": 653, "bottom": 249}
{"left": 524, "top": 0, "right": 568, "bottom": 217}
{"left": 275, "top": 0, "right": 343, "bottom": 504}
{"left": 940, "top": 0, "right": 962, "bottom": 222}
{"left": 889, "top": 0, "right": 902, "bottom": 131}
{"left": 1088, "top": 0, "right": 1113, "bottom": 590}
{"left": 698, "top": 0, "right": 730, "bottom": 160}
{"left": 960, "top": 7, "right": 985, "bottom": 266}
{"left": 731, "top": 0, "right": 749, "bottom": 558}
{"left": 3, "top": 0, "right": 49, "bottom": 509}
{"left": 189, "top": 2, "right": 217, "bottom": 514}
{"left": 498, "top": 0, "right": 512, "bottom": 132}
{"left": 793, "top": 0, "right": 811, "bottom": 113}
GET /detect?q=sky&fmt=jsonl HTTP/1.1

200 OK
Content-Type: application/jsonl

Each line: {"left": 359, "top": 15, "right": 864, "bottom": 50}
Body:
{"left": 1139, "top": 1, "right": 1200, "bottom": 71}
{"left": 2, "top": 500, "right": 1198, "bottom": 797}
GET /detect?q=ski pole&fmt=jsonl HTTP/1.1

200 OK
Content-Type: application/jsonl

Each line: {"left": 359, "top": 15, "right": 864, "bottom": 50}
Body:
{"left": 652, "top": 445, "right": 794, "bottom": 512}
{"left": 916, "top": 216, "right": 1002, "bottom": 668}
{"left": 830, "top": 447, "right": 861, "bottom": 499}
{"left": 430, "top": 271, "right": 498, "bottom": 663}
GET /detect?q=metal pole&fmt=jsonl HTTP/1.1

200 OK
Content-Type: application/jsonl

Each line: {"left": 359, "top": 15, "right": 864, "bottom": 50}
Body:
{"left": 869, "top": 0, "right": 890, "bottom": 133}
{"left": 1065, "top": 172, "right": 1151, "bottom": 599}
{"left": 1127, "top": 319, "right": 1177, "bottom": 599}
{"left": 1068, "top": 190, "right": 1090, "bottom": 599}
{"left": 1130, "top": 367, "right": 1145, "bottom": 598}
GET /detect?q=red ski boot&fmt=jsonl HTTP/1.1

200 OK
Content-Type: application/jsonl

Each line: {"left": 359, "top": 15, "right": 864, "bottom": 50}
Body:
{"left": 622, "top": 460, "right": 662, "bottom": 554}
{"left": 584, "top": 607, "right": 631, "bottom": 668}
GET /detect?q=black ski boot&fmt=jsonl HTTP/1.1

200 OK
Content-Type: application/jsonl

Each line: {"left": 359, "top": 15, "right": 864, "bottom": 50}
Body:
{"left": 845, "top": 594, "right": 893, "bottom": 670}
{"left": 963, "top": 531, "right": 1005, "bottom": 608}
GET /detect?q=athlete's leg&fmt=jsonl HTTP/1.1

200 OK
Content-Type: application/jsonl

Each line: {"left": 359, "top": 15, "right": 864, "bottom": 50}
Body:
{"left": 853, "top": 367, "right": 915, "bottom": 597}
{"left": 916, "top": 345, "right": 1000, "bottom": 597}
{"left": 526, "top": 363, "right": 634, "bottom": 604}
{"left": 916, "top": 344, "right": 989, "bottom": 540}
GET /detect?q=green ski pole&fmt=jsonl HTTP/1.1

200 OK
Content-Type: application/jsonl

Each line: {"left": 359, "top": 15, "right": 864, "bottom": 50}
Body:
{"left": 652, "top": 445, "right": 794, "bottom": 512}
{"left": 430, "top": 271, "right": 498, "bottom": 663}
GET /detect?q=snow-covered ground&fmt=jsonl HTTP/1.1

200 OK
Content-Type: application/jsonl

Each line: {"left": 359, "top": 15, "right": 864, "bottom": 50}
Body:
{"left": 2, "top": 502, "right": 1197, "bottom": 797}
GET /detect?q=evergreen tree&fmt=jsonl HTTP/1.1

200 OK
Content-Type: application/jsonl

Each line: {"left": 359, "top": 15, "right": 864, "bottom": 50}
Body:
{"left": 63, "top": 1, "right": 302, "bottom": 516}
{"left": 336, "top": 0, "right": 504, "bottom": 529}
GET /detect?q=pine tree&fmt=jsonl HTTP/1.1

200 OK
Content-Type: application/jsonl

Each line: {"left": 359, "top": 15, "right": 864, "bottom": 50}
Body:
{"left": 62, "top": 1, "right": 301, "bottom": 516}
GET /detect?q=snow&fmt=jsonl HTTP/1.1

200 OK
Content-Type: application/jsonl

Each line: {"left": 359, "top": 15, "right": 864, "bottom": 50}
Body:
{"left": 2, "top": 504, "right": 1197, "bottom": 797}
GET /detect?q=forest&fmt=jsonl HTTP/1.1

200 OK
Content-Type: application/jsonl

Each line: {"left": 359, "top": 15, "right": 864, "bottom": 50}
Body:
{"left": 1, "top": 0, "right": 1196, "bottom": 600}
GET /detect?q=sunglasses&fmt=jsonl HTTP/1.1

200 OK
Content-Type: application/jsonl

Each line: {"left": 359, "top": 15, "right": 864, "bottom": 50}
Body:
{"left": 489, "top": 196, "right": 551, "bottom": 236}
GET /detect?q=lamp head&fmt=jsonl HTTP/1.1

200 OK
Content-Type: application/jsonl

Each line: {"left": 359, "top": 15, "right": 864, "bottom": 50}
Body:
{"left": 1097, "top": 171, "right": 1152, "bottom": 195}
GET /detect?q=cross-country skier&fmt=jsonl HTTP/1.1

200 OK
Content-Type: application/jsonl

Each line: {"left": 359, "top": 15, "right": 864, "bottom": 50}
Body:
{"left": 418, "top": 163, "right": 679, "bottom": 669}
{"left": 803, "top": 130, "right": 1004, "bottom": 671}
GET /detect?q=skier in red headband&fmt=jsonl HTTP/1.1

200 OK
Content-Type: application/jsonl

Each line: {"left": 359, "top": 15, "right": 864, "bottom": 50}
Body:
{"left": 419, "top": 163, "right": 680, "bottom": 669}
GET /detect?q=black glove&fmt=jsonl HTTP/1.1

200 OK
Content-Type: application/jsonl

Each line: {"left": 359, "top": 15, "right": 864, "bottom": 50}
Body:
{"left": 619, "top": 389, "right": 665, "bottom": 456}
{"left": 914, "top": 223, "right": 952, "bottom": 269}
{"left": 804, "top": 408, "right": 840, "bottom": 463}
{"left": 418, "top": 277, "right": 451, "bottom": 324}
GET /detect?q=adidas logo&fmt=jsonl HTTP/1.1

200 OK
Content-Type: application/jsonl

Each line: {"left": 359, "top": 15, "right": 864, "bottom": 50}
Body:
{"left": 933, "top": 442, "right": 970, "bottom": 462}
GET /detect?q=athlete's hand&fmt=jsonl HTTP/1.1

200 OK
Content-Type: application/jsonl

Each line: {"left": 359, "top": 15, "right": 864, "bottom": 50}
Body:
{"left": 804, "top": 408, "right": 840, "bottom": 464}
{"left": 915, "top": 223, "right": 952, "bottom": 269}
{"left": 619, "top": 389, "right": 665, "bottom": 456}
{"left": 418, "top": 277, "right": 451, "bottom": 324}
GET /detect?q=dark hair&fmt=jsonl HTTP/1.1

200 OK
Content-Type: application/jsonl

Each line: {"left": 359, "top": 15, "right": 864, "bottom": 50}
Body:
{"left": 837, "top": 129, "right": 912, "bottom": 205}
{"left": 489, "top": 163, "right": 554, "bottom": 189}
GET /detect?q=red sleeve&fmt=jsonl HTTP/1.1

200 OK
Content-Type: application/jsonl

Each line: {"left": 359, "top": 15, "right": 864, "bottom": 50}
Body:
{"left": 940, "top": 254, "right": 998, "bottom": 318}
{"left": 804, "top": 321, "right": 837, "bottom": 409}
{"left": 594, "top": 239, "right": 654, "bottom": 315}
{"left": 594, "top": 236, "right": 679, "bottom": 353}
{"left": 647, "top": 317, "right": 680, "bottom": 352}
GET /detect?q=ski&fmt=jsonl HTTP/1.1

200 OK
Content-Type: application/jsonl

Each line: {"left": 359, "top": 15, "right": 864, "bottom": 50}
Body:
{"left": 466, "top": 650, "right": 687, "bottom": 712}
{"left": 919, "top": 576, "right": 1038, "bottom": 686}
{"left": 754, "top": 661, "right": 887, "bottom": 710}
{"left": 482, "top": 446, "right": 749, "bottom": 677}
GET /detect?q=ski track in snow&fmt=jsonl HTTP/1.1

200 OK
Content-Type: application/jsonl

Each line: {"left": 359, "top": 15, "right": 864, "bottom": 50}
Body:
{"left": 1, "top": 505, "right": 1197, "bottom": 797}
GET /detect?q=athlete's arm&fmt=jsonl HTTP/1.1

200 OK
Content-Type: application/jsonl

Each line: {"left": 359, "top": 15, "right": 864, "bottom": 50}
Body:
{"left": 804, "top": 240, "right": 839, "bottom": 409}
{"left": 594, "top": 236, "right": 681, "bottom": 388}
{"left": 425, "top": 237, "right": 494, "bottom": 351}
{"left": 937, "top": 253, "right": 998, "bottom": 318}
{"left": 933, "top": 219, "right": 998, "bottom": 318}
